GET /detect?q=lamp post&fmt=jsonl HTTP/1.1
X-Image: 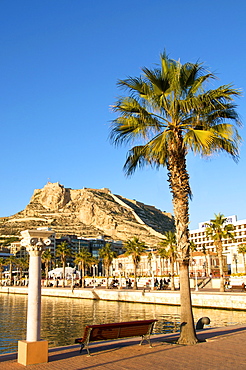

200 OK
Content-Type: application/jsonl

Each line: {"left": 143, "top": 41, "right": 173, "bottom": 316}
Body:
{"left": 18, "top": 229, "right": 53, "bottom": 366}
{"left": 192, "top": 260, "right": 198, "bottom": 291}
{"left": 92, "top": 264, "right": 97, "bottom": 289}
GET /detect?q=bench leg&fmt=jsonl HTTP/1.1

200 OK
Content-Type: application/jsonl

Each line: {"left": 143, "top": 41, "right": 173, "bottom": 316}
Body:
{"left": 79, "top": 328, "right": 92, "bottom": 356}
{"left": 139, "top": 323, "right": 155, "bottom": 347}
{"left": 140, "top": 334, "right": 152, "bottom": 347}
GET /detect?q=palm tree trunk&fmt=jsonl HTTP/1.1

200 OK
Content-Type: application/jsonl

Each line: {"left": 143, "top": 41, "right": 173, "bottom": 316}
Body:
{"left": 45, "top": 263, "right": 49, "bottom": 286}
{"left": 170, "top": 257, "right": 175, "bottom": 291}
{"left": 106, "top": 265, "right": 109, "bottom": 289}
{"left": 82, "top": 261, "right": 85, "bottom": 288}
{"left": 62, "top": 259, "right": 66, "bottom": 288}
{"left": 167, "top": 137, "right": 198, "bottom": 345}
{"left": 161, "top": 257, "right": 164, "bottom": 275}
{"left": 133, "top": 263, "right": 137, "bottom": 290}
{"left": 178, "top": 260, "right": 197, "bottom": 344}
{"left": 218, "top": 245, "right": 225, "bottom": 292}
{"left": 243, "top": 254, "right": 246, "bottom": 275}
{"left": 10, "top": 263, "right": 13, "bottom": 286}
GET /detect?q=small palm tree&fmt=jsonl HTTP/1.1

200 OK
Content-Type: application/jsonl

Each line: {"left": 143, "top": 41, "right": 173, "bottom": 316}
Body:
{"left": 56, "top": 241, "right": 73, "bottom": 288}
{"left": 238, "top": 244, "right": 246, "bottom": 274}
{"left": 6, "top": 256, "right": 16, "bottom": 285}
{"left": 206, "top": 213, "right": 234, "bottom": 291}
{"left": 99, "top": 243, "right": 117, "bottom": 288}
{"left": 0, "top": 257, "right": 6, "bottom": 283}
{"left": 42, "top": 249, "right": 53, "bottom": 286}
{"left": 157, "top": 247, "right": 169, "bottom": 275}
{"left": 74, "top": 247, "right": 92, "bottom": 288}
{"left": 147, "top": 251, "right": 152, "bottom": 276}
{"left": 124, "top": 237, "right": 146, "bottom": 290}
{"left": 158, "top": 231, "right": 177, "bottom": 290}
{"left": 15, "top": 257, "right": 29, "bottom": 281}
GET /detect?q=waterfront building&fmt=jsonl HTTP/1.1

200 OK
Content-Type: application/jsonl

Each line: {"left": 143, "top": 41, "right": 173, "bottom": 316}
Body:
{"left": 189, "top": 215, "right": 246, "bottom": 274}
{"left": 56, "top": 235, "right": 123, "bottom": 258}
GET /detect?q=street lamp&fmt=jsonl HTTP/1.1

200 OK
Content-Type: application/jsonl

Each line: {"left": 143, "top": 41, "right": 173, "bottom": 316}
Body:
{"left": 192, "top": 260, "right": 198, "bottom": 291}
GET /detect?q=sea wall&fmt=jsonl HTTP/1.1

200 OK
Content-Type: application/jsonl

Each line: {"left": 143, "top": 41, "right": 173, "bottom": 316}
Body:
{"left": 1, "top": 286, "right": 246, "bottom": 310}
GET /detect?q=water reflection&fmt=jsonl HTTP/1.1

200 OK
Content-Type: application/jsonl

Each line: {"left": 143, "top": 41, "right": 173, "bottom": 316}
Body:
{"left": 1, "top": 294, "right": 246, "bottom": 354}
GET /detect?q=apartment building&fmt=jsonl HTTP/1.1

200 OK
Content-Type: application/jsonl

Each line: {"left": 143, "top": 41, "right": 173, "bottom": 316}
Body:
{"left": 189, "top": 215, "right": 246, "bottom": 274}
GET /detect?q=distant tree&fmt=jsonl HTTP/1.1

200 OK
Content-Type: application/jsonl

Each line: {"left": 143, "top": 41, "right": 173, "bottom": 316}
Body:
{"left": 157, "top": 246, "right": 169, "bottom": 275}
{"left": 0, "top": 257, "right": 6, "bottom": 283}
{"left": 158, "top": 231, "right": 177, "bottom": 290}
{"left": 99, "top": 243, "right": 117, "bottom": 288}
{"left": 147, "top": 251, "right": 153, "bottom": 275}
{"left": 42, "top": 249, "right": 53, "bottom": 285}
{"left": 15, "top": 257, "right": 29, "bottom": 280}
{"left": 74, "top": 247, "right": 92, "bottom": 288}
{"left": 206, "top": 213, "right": 234, "bottom": 291}
{"left": 124, "top": 237, "right": 146, "bottom": 289}
{"left": 6, "top": 256, "right": 16, "bottom": 285}
{"left": 0, "top": 237, "right": 19, "bottom": 247}
{"left": 238, "top": 244, "right": 246, "bottom": 274}
{"left": 56, "top": 241, "right": 73, "bottom": 288}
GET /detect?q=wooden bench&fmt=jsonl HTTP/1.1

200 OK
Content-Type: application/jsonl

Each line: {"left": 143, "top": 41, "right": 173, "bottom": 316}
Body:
{"left": 230, "top": 284, "right": 246, "bottom": 292}
{"left": 75, "top": 319, "right": 157, "bottom": 355}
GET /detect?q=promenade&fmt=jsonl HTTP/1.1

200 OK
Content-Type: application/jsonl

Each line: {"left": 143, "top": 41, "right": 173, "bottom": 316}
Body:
{"left": 1, "top": 325, "right": 246, "bottom": 369}
{"left": 1, "top": 285, "right": 246, "bottom": 310}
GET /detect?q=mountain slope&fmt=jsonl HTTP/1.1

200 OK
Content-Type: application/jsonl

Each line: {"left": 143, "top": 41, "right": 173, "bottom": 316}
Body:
{"left": 0, "top": 182, "right": 174, "bottom": 246}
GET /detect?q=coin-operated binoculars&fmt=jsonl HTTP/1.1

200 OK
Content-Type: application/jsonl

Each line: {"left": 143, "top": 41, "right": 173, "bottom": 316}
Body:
{"left": 18, "top": 229, "right": 53, "bottom": 366}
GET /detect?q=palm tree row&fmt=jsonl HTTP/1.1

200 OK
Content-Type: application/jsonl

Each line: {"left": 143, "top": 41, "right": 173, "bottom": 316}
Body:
{"left": 0, "top": 255, "right": 29, "bottom": 284}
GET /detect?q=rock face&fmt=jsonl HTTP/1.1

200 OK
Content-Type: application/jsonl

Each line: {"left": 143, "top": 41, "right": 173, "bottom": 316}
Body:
{"left": 0, "top": 182, "right": 174, "bottom": 246}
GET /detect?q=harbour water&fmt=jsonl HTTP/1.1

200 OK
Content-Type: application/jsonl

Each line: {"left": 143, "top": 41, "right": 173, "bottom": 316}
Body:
{"left": 1, "top": 294, "right": 246, "bottom": 354}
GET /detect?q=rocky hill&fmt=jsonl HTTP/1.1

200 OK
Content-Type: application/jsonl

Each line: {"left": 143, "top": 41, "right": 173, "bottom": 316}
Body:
{"left": 0, "top": 182, "right": 174, "bottom": 246}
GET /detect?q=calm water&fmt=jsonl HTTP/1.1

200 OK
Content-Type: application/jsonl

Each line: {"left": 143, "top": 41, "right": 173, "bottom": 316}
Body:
{"left": 1, "top": 294, "right": 246, "bottom": 354}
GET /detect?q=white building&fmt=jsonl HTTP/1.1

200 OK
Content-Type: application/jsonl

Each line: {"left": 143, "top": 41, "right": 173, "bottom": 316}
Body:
{"left": 189, "top": 215, "right": 246, "bottom": 274}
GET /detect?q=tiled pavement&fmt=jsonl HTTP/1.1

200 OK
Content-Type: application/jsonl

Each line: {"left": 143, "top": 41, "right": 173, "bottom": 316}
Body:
{"left": 1, "top": 326, "right": 246, "bottom": 370}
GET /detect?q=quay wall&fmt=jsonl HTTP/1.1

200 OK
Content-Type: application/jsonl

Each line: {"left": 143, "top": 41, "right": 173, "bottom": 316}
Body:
{"left": 1, "top": 286, "right": 246, "bottom": 310}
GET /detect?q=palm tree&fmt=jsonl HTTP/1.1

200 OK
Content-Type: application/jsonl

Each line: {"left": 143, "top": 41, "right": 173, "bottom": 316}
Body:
{"left": 6, "top": 256, "right": 16, "bottom": 285}
{"left": 110, "top": 52, "right": 241, "bottom": 344}
{"left": 99, "top": 243, "right": 117, "bottom": 288}
{"left": 123, "top": 237, "right": 146, "bottom": 290}
{"left": 147, "top": 251, "right": 152, "bottom": 276}
{"left": 158, "top": 231, "right": 177, "bottom": 290}
{"left": 206, "top": 213, "right": 235, "bottom": 292}
{"left": 238, "top": 244, "right": 246, "bottom": 274}
{"left": 0, "top": 257, "right": 6, "bottom": 283}
{"left": 15, "top": 257, "right": 29, "bottom": 281}
{"left": 157, "top": 247, "right": 169, "bottom": 275}
{"left": 74, "top": 247, "right": 92, "bottom": 288}
{"left": 42, "top": 249, "right": 53, "bottom": 286}
{"left": 56, "top": 241, "right": 73, "bottom": 288}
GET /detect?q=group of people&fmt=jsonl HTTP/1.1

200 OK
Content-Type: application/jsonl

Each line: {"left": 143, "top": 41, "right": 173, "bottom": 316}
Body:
{"left": 154, "top": 277, "right": 170, "bottom": 290}
{"left": 110, "top": 278, "right": 119, "bottom": 288}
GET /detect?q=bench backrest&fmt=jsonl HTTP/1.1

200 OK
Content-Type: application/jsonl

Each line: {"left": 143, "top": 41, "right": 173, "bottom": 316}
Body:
{"left": 82, "top": 320, "right": 157, "bottom": 343}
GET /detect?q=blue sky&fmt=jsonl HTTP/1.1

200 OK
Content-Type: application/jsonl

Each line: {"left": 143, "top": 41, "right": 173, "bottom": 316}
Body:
{"left": 0, "top": 0, "right": 245, "bottom": 230}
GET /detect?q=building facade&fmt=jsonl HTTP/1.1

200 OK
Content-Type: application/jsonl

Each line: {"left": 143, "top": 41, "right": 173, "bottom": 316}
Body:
{"left": 189, "top": 215, "right": 246, "bottom": 274}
